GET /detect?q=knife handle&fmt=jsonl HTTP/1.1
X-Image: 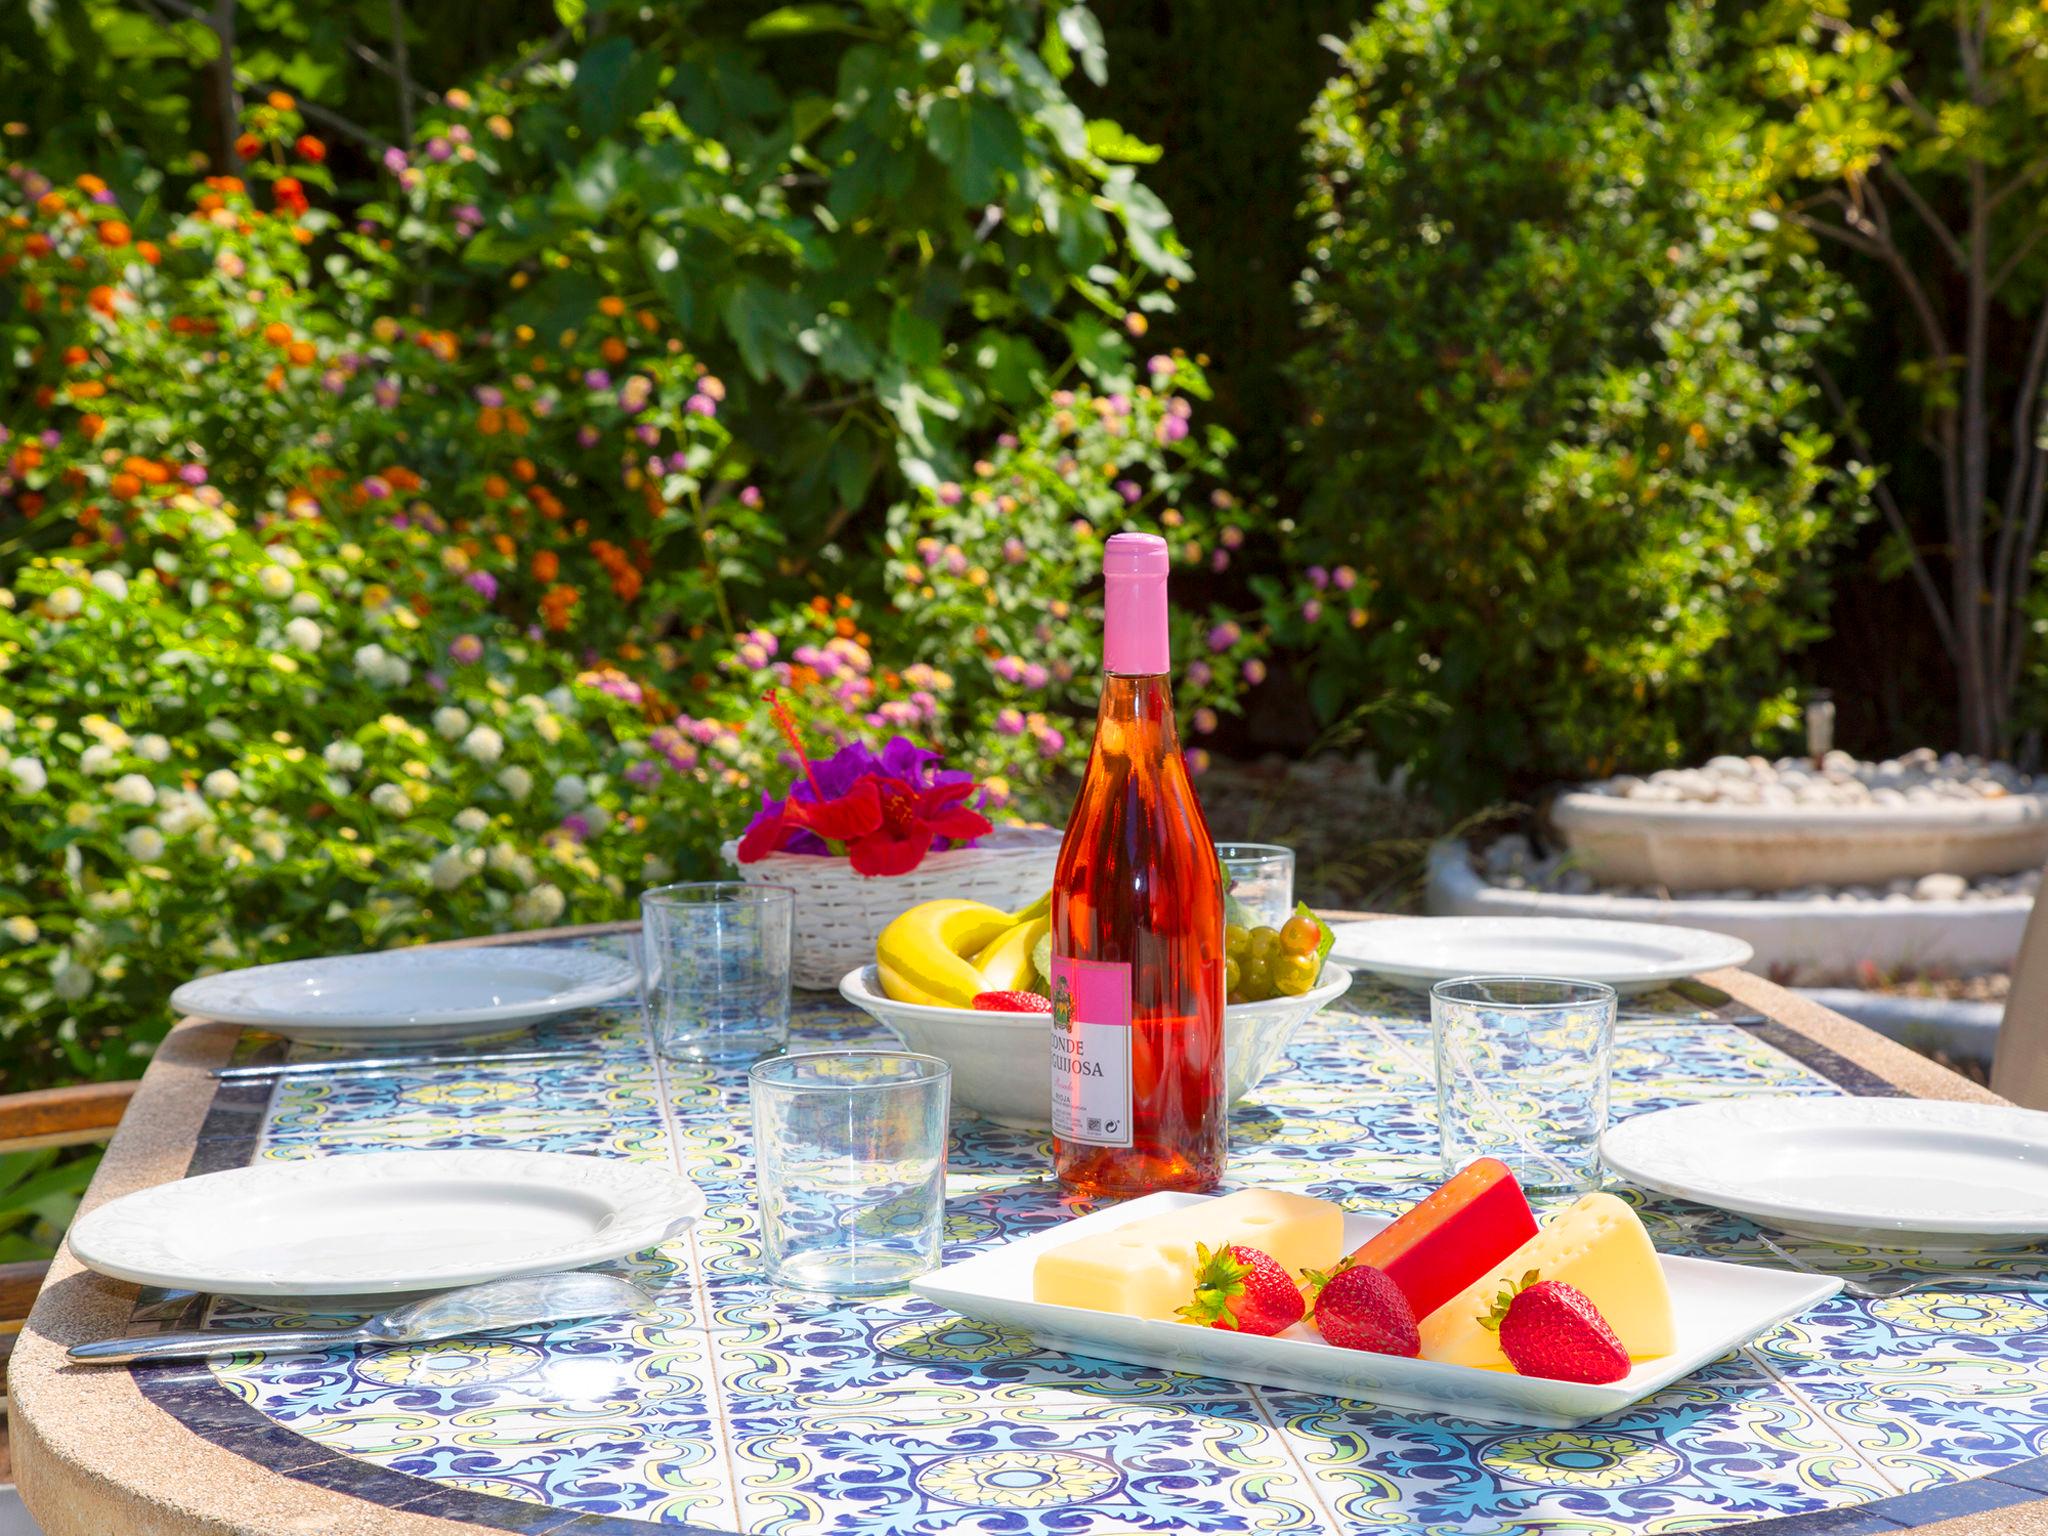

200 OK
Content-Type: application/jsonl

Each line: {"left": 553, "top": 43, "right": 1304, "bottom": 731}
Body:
{"left": 70, "top": 1326, "right": 368, "bottom": 1363}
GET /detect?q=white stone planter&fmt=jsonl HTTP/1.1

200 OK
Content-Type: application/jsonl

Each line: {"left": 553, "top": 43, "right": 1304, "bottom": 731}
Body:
{"left": 1426, "top": 841, "right": 2031, "bottom": 985}
{"left": 1551, "top": 790, "right": 2048, "bottom": 892}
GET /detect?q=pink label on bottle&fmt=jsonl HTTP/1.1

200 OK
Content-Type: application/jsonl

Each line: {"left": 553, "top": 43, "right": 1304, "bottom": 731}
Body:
{"left": 1049, "top": 954, "right": 1133, "bottom": 1147}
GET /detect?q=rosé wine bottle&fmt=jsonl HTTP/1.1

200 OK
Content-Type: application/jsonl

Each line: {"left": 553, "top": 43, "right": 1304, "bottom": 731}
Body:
{"left": 1050, "top": 531, "right": 1227, "bottom": 1197}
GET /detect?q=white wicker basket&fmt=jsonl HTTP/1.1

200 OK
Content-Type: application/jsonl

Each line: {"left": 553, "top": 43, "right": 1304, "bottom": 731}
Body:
{"left": 722, "top": 825, "right": 1063, "bottom": 990}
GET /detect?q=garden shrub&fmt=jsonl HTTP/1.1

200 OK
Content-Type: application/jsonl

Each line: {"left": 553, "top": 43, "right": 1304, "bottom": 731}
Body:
{"left": 1283, "top": 0, "right": 1870, "bottom": 808}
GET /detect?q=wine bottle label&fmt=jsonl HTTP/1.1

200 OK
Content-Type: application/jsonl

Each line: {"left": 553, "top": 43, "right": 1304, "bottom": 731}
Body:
{"left": 1048, "top": 954, "right": 1133, "bottom": 1147}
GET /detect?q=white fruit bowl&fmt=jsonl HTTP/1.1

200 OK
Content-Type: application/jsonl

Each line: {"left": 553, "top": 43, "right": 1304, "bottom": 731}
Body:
{"left": 837, "top": 964, "right": 1352, "bottom": 1128}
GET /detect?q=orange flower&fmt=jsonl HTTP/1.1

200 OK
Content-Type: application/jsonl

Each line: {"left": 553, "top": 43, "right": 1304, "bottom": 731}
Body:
{"left": 136, "top": 240, "right": 161, "bottom": 265}
{"left": 23, "top": 233, "right": 50, "bottom": 257}
{"left": 273, "top": 177, "right": 308, "bottom": 216}
{"left": 532, "top": 550, "right": 560, "bottom": 582}
{"left": 262, "top": 321, "right": 293, "bottom": 346}
{"left": 264, "top": 364, "right": 286, "bottom": 391}
{"left": 68, "top": 379, "right": 106, "bottom": 399}
{"left": 492, "top": 533, "right": 515, "bottom": 559}
{"left": 598, "top": 296, "right": 626, "bottom": 317}
{"left": 75, "top": 175, "right": 107, "bottom": 197}
{"left": 477, "top": 406, "right": 504, "bottom": 437}
{"left": 511, "top": 457, "right": 536, "bottom": 483}
{"left": 62, "top": 345, "right": 88, "bottom": 367}
{"left": 294, "top": 134, "right": 326, "bottom": 163}
{"left": 286, "top": 339, "right": 316, "bottom": 366}
{"left": 483, "top": 474, "right": 510, "bottom": 499}
{"left": 539, "top": 584, "right": 579, "bottom": 631}
{"left": 87, "top": 285, "right": 118, "bottom": 315}
{"left": 600, "top": 337, "right": 627, "bottom": 365}
{"left": 79, "top": 412, "right": 104, "bottom": 439}
{"left": 267, "top": 90, "right": 295, "bottom": 110}
{"left": 36, "top": 191, "right": 64, "bottom": 216}
{"left": 235, "top": 132, "right": 264, "bottom": 160}
{"left": 110, "top": 472, "right": 142, "bottom": 499}
{"left": 97, "top": 220, "right": 130, "bottom": 248}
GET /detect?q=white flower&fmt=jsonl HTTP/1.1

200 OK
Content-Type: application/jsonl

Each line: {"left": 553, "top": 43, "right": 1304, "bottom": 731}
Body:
{"left": 433, "top": 706, "right": 470, "bottom": 740}
{"left": 156, "top": 790, "right": 209, "bottom": 836}
{"left": 46, "top": 586, "right": 84, "bottom": 619}
{"left": 553, "top": 774, "right": 589, "bottom": 810}
{"left": 323, "top": 741, "right": 364, "bottom": 772}
{"left": 284, "top": 617, "right": 323, "bottom": 652}
{"left": 454, "top": 807, "right": 490, "bottom": 834}
{"left": 288, "top": 590, "right": 322, "bottom": 616}
{"left": 3, "top": 915, "right": 38, "bottom": 943}
{"left": 462, "top": 726, "right": 504, "bottom": 764}
{"left": 135, "top": 733, "right": 171, "bottom": 762}
{"left": 110, "top": 773, "right": 157, "bottom": 808}
{"left": 544, "top": 685, "right": 576, "bottom": 716}
{"left": 534, "top": 713, "right": 563, "bottom": 745}
{"left": 511, "top": 882, "right": 566, "bottom": 928}
{"left": 257, "top": 564, "right": 295, "bottom": 600}
{"left": 123, "top": 826, "right": 166, "bottom": 861}
{"left": 487, "top": 843, "right": 535, "bottom": 884}
{"left": 352, "top": 642, "right": 411, "bottom": 688}
{"left": 252, "top": 829, "right": 287, "bottom": 860}
{"left": 79, "top": 743, "right": 118, "bottom": 777}
{"left": 428, "top": 846, "right": 484, "bottom": 891}
{"left": 370, "top": 783, "right": 412, "bottom": 818}
{"left": 91, "top": 569, "right": 129, "bottom": 602}
{"left": 643, "top": 854, "right": 675, "bottom": 884}
{"left": 202, "top": 768, "right": 241, "bottom": 800}
{"left": 497, "top": 765, "right": 533, "bottom": 802}
{"left": 51, "top": 950, "right": 92, "bottom": 1001}
{"left": 0, "top": 705, "right": 14, "bottom": 735}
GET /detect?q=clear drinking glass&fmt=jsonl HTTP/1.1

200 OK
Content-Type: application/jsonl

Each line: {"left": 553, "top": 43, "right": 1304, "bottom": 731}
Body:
{"left": 641, "top": 882, "right": 793, "bottom": 1063}
{"left": 1217, "top": 842, "right": 1296, "bottom": 929}
{"left": 1430, "top": 976, "right": 1617, "bottom": 1194}
{"left": 750, "top": 1050, "right": 951, "bottom": 1295}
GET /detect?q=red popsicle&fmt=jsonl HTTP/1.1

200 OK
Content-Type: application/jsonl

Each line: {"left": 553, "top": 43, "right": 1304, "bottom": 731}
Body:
{"left": 1348, "top": 1158, "right": 1539, "bottom": 1322}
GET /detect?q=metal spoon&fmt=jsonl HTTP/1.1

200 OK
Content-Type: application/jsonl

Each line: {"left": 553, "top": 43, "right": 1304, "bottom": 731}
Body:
{"left": 69, "top": 1270, "right": 650, "bottom": 1364}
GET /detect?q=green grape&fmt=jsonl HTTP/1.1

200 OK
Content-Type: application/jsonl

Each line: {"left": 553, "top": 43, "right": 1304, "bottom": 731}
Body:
{"left": 1280, "top": 913, "right": 1322, "bottom": 957}
{"left": 1238, "top": 952, "right": 1274, "bottom": 1001}
{"left": 1225, "top": 957, "right": 1242, "bottom": 995}
{"left": 1224, "top": 922, "right": 1251, "bottom": 958}
{"left": 1248, "top": 926, "right": 1281, "bottom": 963}
{"left": 1272, "top": 953, "right": 1317, "bottom": 997}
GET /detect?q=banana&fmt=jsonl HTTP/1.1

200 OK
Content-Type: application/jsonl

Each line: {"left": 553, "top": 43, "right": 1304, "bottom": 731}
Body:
{"left": 1007, "top": 888, "right": 1053, "bottom": 926}
{"left": 875, "top": 899, "right": 1018, "bottom": 1008}
{"left": 972, "top": 913, "right": 1051, "bottom": 994}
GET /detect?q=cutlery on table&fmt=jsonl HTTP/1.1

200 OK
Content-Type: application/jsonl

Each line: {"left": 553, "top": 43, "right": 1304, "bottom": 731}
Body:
{"left": 69, "top": 1270, "right": 650, "bottom": 1364}
{"left": 210, "top": 1045, "right": 591, "bottom": 1081}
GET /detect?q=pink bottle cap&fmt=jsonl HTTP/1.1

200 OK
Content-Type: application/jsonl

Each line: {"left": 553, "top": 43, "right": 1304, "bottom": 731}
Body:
{"left": 1103, "top": 531, "right": 1170, "bottom": 675}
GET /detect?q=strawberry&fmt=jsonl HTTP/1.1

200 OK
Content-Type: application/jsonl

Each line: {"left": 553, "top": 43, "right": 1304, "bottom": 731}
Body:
{"left": 1303, "top": 1261, "right": 1419, "bottom": 1355}
{"left": 1175, "top": 1243, "right": 1305, "bottom": 1336}
{"left": 1484, "top": 1274, "right": 1631, "bottom": 1384}
{"left": 972, "top": 990, "right": 1052, "bottom": 1012}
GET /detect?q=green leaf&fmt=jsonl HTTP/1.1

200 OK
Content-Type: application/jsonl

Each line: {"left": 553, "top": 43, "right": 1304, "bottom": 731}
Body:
{"left": 888, "top": 302, "right": 944, "bottom": 372}
{"left": 638, "top": 232, "right": 695, "bottom": 329}
{"left": 1057, "top": 5, "right": 1108, "bottom": 87}
{"left": 553, "top": 0, "right": 586, "bottom": 27}
{"left": 1085, "top": 119, "right": 1162, "bottom": 163}
{"left": 575, "top": 37, "right": 636, "bottom": 137}
{"left": 1062, "top": 311, "right": 1123, "bottom": 377}
{"left": 926, "top": 95, "right": 1025, "bottom": 204}
{"left": 747, "top": 4, "right": 859, "bottom": 39}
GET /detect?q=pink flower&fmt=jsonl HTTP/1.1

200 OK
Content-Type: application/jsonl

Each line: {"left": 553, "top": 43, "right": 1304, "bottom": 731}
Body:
{"left": 1115, "top": 479, "right": 1142, "bottom": 504}
{"left": 1243, "top": 658, "right": 1267, "bottom": 685}
{"left": 449, "top": 634, "right": 484, "bottom": 665}
{"left": 624, "top": 759, "right": 662, "bottom": 789}
{"left": 426, "top": 137, "right": 453, "bottom": 162}
{"left": 1157, "top": 415, "right": 1189, "bottom": 444}
{"left": 1036, "top": 727, "right": 1066, "bottom": 758}
{"left": 382, "top": 147, "right": 409, "bottom": 175}
{"left": 1210, "top": 550, "right": 1230, "bottom": 572}
{"left": 996, "top": 708, "right": 1026, "bottom": 736}
{"left": 1188, "top": 748, "right": 1212, "bottom": 775}
{"left": 361, "top": 476, "right": 392, "bottom": 500}
{"left": 177, "top": 464, "right": 208, "bottom": 486}
{"left": 740, "top": 485, "right": 763, "bottom": 508}
{"left": 466, "top": 571, "right": 499, "bottom": 600}
{"left": 1186, "top": 660, "right": 1213, "bottom": 688}
{"left": 686, "top": 393, "right": 717, "bottom": 417}
{"left": 1333, "top": 565, "right": 1358, "bottom": 591}
{"left": 1206, "top": 622, "right": 1240, "bottom": 653}
{"left": 1148, "top": 354, "right": 1174, "bottom": 375}
{"left": 1021, "top": 663, "right": 1049, "bottom": 689}
{"left": 583, "top": 369, "right": 611, "bottom": 391}
{"left": 1003, "top": 537, "right": 1027, "bottom": 564}
{"left": 944, "top": 548, "right": 968, "bottom": 576}
{"left": 475, "top": 385, "right": 505, "bottom": 408}
{"left": 936, "top": 482, "right": 963, "bottom": 506}
{"left": 577, "top": 425, "right": 601, "bottom": 449}
{"left": 1308, "top": 565, "right": 1329, "bottom": 590}
{"left": 991, "top": 656, "right": 1026, "bottom": 683}
{"left": 1302, "top": 599, "right": 1323, "bottom": 623}
{"left": 374, "top": 378, "right": 401, "bottom": 409}
{"left": 1221, "top": 526, "right": 1244, "bottom": 550}
{"left": 1193, "top": 707, "right": 1219, "bottom": 735}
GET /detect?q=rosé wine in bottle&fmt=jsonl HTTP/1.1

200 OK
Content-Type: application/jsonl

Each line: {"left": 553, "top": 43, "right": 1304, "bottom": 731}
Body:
{"left": 1050, "top": 531, "right": 1226, "bottom": 1197}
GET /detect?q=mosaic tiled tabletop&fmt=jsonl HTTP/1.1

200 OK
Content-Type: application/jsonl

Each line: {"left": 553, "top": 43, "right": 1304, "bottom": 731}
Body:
{"left": 127, "top": 935, "right": 2048, "bottom": 1536}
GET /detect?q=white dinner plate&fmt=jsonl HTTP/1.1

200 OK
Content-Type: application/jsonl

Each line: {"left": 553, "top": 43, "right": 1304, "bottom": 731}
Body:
{"left": 914, "top": 1192, "right": 1836, "bottom": 1429}
{"left": 1328, "top": 916, "right": 1752, "bottom": 994}
{"left": 170, "top": 945, "right": 639, "bottom": 1044}
{"left": 1603, "top": 1098, "right": 2048, "bottom": 1246}
{"left": 68, "top": 1150, "right": 702, "bottom": 1299}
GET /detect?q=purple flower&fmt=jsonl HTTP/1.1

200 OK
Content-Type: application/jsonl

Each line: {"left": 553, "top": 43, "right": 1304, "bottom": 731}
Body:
{"left": 623, "top": 758, "right": 662, "bottom": 789}
{"left": 1115, "top": 479, "right": 1142, "bottom": 504}
{"left": 177, "top": 464, "right": 209, "bottom": 486}
{"left": 1186, "top": 660, "right": 1213, "bottom": 688}
{"left": 618, "top": 376, "right": 651, "bottom": 414}
{"left": 449, "top": 634, "right": 484, "bottom": 665}
{"left": 1037, "top": 728, "right": 1066, "bottom": 758}
{"left": 576, "top": 425, "right": 601, "bottom": 449}
{"left": 991, "top": 655, "right": 1025, "bottom": 683}
{"left": 1206, "top": 622, "right": 1240, "bottom": 653}
{"left": 1243, "top": 658, "right": 1267, "bottom": 685}
{"left": 426, "top": 137, "right": 453, "bottom": 163}
{"left": 361, "top": 475, "right": 392, "bottom": 500}
{"left": 1157, "top": 415, "right": 1189, "bottom": 445}
{"left": 1193, "top": 707, "right": 1218, "bottom": 735}
{"left": 560, "top": 813, "right": 592, "bottom": 841}
{"left": 1210, "top": 550, "right": 1230, "bottom": 573}
{"left": 1021, "top": 663, "right": 1049, "bottom": 689}
{"left": 635, "top": 423, "right": 660, "bottom": 446}
{"left": 583, "top": 369, "right": 611, "bottom": 391}
{"left": 39, "top": 429, "right": 60, "bottom": 449}
{"left": 996, "top": 708, "right": 1026, "bottom": 736}
{"left": 1333, "top": 565, "right": 1358, "bottom": 591}
{"left": 373, "top": 378, "right": 401, "bottom": 409}
{"left": 1308, "top": 565, "right": 1329, "bottom": 590}
{"left": 686, "top": 393, "right": 717, "bottom": 417}
{"left": 382, "top": 147, "right": 410, "bottom": 175}
{"left": 475, "top": 385, "right": 505, "bottom": 408}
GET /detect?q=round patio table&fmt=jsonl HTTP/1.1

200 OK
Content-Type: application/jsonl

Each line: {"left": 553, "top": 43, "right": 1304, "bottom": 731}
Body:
{"left": 11, "top": 919, "right": 2048, "bottom": 1536}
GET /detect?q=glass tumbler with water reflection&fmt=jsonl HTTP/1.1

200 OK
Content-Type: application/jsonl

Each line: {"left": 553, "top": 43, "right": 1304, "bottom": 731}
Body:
{"left": 1430, "top": 976, "right": 1616, "bottom": 1194}
{"left": 641, "top": 882, "right": 792, "bottom": 1063}
{"left": 1216, "top": 842, "right": 1296, "bottom": 930}
{"left": 750, "top": 1051, "right": 951, "bottom": 1296}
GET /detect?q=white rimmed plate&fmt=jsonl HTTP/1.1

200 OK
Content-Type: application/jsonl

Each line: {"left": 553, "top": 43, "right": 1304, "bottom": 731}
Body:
{"left": 170, "top": 945, "right": 639, "bottom": 1045}
{"left": 68, "top": 1150, "right": 702, "bottom": 1300}
{"left": 838, "top": 965, "right": 1350, "bottom": 1127}
{"left": 1329, "top": 916, "right": 1752, "bottom": 994}
{"left": 1602, "top": 1098, "right": 2048, "bottom": 1246}
{"left": 913, "top": 1192, "right": 1837, "bottom": 1428}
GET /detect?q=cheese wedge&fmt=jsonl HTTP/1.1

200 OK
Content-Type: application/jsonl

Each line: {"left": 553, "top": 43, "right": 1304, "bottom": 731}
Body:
{"left": 1417, "top": 1192, "right": 1674, "bottom": 1369}
{"left": 1033, "top": 1189, "right": 1344, "bottom": 1321}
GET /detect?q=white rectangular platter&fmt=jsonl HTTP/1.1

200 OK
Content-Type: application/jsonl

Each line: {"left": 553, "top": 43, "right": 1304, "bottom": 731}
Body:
{"left": 913, "top": 1192, "right": 1840, "bottom": 1428}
